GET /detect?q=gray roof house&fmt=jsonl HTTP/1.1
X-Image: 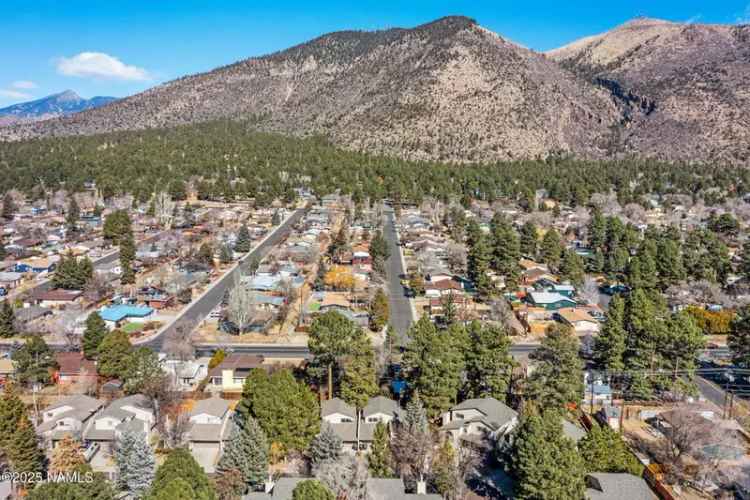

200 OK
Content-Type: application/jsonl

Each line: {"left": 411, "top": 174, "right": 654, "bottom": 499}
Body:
{"left": 83, "top": 394, "right": 155, "bottom": 443}
{"left": 321, "top": 397, "right": 403, "bottom": 452}
{"left": 585, "top": 473, "right": 657, "bottom": 500}
{"left": 188, "top": 394, "right": 234, "bottom": 473}
{"left": 37, "top": 394, "right": 103, "bottom": 444}
{"left": 440, "top": 397, "right": 518, "bottom": 444}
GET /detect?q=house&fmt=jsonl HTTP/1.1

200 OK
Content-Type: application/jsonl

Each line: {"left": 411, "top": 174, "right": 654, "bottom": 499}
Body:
{"left": 137, "top": 286, "right": 174, "bottom": 310}
{"left": 584, "top": 380, "right": 614, "bottom": 406}
{"left": 0, "top": 271, "right": 23, "bottom": 290}
{"left": 29, "top": 289, "right": 83, "bottom": 309}
{"left": 99, "top": 304, "right": 154, "bottom": 329}
{"left": 54, "top": 352, "right": 97, "bottom": 385}
{"left": 321, "top": 397, "right": 402, "bottom": 452}
{"left": 187, "top": 395, "right": 234, "bottom": 473}
{"left": 352, "top": 250, "right": 372, "bottom": 266}
{"left": 83, "top": 394, "right": 155, "bottom": 475}
{"left": 37, "top": 395, "right": 103, "bottom": 445}
{"left": 557, "top": 308, "right": 601, "bottom": 335}
{"left": 207, "top": 354, "right": 266, "bottom": 392}
{"left": 163, "top": 357, "right": 209, "bottom": 390}
{"left": 94, "top": 260, "right": 122, "bottom": 278}
{"left": 585, "top": 473, "right": 656, "bottom": 500}
{"left": 424, "top": 279, "right": 463, "bottom": 298}
{"left": 440, "top": 397, "right": 518, "bottom": 444}
{"left": 14, "top": 256, "right": 56, "bottom": 274}
{"left": 366, "top": 478, "right": 443, "bottom": 500}
{"left": 14, "top": 305, "right": 53, "bottom": 326}
{"left": 596, "top": 405, "right": 622, "bottom": 431}
{"left": 527, "top": 292, "right": 577, "bottom": 311}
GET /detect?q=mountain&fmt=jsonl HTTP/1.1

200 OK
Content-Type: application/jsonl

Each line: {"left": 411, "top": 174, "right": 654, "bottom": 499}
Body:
{"left": 1, "top": 16, "right": 747, "bottom": 165}
{"left": 0, "top": 17, "right": 620, "bottom": 163}
{"left": 547, "top": 18, "right": 750, "bottom": 164}
{"left": 0, "top": 90, "right": 117, "bottom": 126}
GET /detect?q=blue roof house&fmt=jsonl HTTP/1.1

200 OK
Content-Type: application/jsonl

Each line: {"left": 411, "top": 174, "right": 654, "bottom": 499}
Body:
{"left": 99, "top": 305, "right": 154, "bottom": 329}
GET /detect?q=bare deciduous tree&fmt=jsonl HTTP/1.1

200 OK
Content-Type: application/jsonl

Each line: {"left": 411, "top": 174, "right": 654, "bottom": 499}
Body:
{"left": 162, "top": 320, "right": 195, "bottom": 361}
{"left": 227, "top": 275, "right": 257, "bottom": 333}
{"left": 154, "top": 191, "right": 176, "bottom": 229}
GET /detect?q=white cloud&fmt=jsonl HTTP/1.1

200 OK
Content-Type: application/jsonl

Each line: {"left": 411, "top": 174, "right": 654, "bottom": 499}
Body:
{"left": 0, "top": 89, "right": 33, "bottom": 100}
{"left": 56, "top": 52, "right": 150, "bottom": 81}
{"left": 11, "top": 80, "right": 37, "bottom": 89}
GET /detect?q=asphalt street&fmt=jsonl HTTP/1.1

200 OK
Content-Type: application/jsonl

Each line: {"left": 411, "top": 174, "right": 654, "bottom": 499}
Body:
{"left": 139, "top": 209, "right": 306, "bottom": 351}
{"left": 382, "top": 207, "right": 415, "bottom": 344}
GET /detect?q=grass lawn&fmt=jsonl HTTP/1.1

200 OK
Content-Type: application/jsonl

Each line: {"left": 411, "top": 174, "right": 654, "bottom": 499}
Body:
{"left": 121, "top": 322, "right": 144, "bottom": 334}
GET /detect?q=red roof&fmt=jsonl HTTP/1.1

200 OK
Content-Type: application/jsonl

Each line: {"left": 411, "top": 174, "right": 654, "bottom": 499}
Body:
{"left": 55, "top": 352, "right": 97, "bottom": 376}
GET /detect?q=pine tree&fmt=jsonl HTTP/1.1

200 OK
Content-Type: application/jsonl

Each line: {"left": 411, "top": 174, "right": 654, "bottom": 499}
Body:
{"left": 27, "top": 465, "right": 117, "bottom": 500}
{"left": 292, "top": 480, "right": 335, "bottom": 500}
{"left": 431, "top": 440, "right": 459, "bottom": 498}
{"left": 116, "top": 429, "right": 155, "bottom": 498}
{"left": 82, "top": 311, "right": 108, "bottom": 359}
{"left": 50, "top": 435, "right": 86, "bottom": 474}
{"left": 512, "top": 412, "right": 586, "bottom": 500}
{"left": 368, "top": 422, "right": 394, "bottom": 477}
{"left": 593, "top": 295, "right": 627, "bottom": 371}
{"left": 588, "top": 209, "right": 606, "bottom": 251}
{"left": 0, "top": 238, "right": 7, "bottom": 260}
{"left": 579, "top": 424, "right": 642, "bottom": 476}
{"left": 656, "top": 238, "right": 685, "bottom": 285}
{"left": 217, "top": 416, "right": 269, "bottom": 492}
{"left": 730, "top": 308, "right": 750, "bottom": 368}
{"left": 152, "top": 478, "right": 196, "bottom": 500}
{"left": 12, "top": 335, "right": 56, "bottom": 386}
{"left": 463, "top": 321, "right": 515, "bottom": 401}
{"left": 7, "top": 416, "right": 45, "bottom": 483}
{"left": 526, "top": 325, "right": 584, "bottom": 411}
{"left": 120, "top": 232, "right": 137, "bottom": 285}
{"left": 0, "top": 384, "right": 26, "bottom": 450}
{"left": 235, "top": 225, "right": 251, "bottom": 253}
{"left": 309, "top": 424, "right": 343, "bottom": 467}
{"left": 0, "top": 299, "right": 16, "bottom": 338}
{"left": 490, "top": 215, "right": 521, "bottom": 288}
{"left": 559, "top": 249, "right": 585, "bottom": 287}
{"left": 219, "top": 244, "right": 233, "bottom": 264}
{"left": 340, "top": 336, "right": 379, "bottom": 409}
{"left": 53, "top": 253, "right": 92, "bottom": 289}
{"left": 97, "top": 329, "right": 133, "bottom": 379}
{"left": 2, "top": 193, "right": 16, "bottom": 220}
{"left": 467, "top": 232, "right": 494, "bottom": 299}
{"left": 403, "top": 316, "right": 464, "bottom": 418}
{"left": 519, "top": 221, "right": 538, "bottom": 258}
{"left": 150, "top": 448, "right": 216, "bottom": 500}
{"left": 66, "top": 196, "right": 80, "bottom": 231}
{"left": 541, "top": 228, "right": 563, "bottom": 270}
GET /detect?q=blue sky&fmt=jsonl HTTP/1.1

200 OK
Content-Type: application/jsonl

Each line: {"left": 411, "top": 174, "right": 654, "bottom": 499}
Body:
{"left": 2, "top": 0, "right": 749, "bottom": 105}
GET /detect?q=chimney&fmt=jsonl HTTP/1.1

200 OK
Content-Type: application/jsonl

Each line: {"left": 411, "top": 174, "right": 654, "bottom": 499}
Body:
{"left": 416, "top": 479, "right": 427, "bottom": 495}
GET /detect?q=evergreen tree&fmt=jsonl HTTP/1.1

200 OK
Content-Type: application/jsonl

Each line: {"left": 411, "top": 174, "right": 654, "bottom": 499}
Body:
{"left": 403, "top": 316, "right": 464, "bottom": 418}
{"left": 340, "top": 336, "right": 379, "bottom": 409}
{"left": 150, "top": 448, "right": 216, "bottom": 500}
{"left": 655, "top": 237, "right": 685, "bottom": 286}
{"left": 123, "top": 347, "right": 166, "bottom": 395}
{"left": 0, "top": 299, "right": 16, "bottom": 338}
{"left": 50, "top": 435, "right": 86, "bottom": 474}
{"left": 219, "top": 243, "right": 233, "bottom": 264}
{"left": 235, "top": 369, "right": 319, "bottom": 455}
{"left": 0, "top": 385, "right": 26, "bottom": 450}
{"left": 309, "top": 424, "right": 343, "bottom": 467}
{"left": 431, "top": 440, "right": 460, "bottom": 499}
{"left": 235, "top": 225, "right": 251, "bottom": 253}
{"left": 588, "top": 209, "right": 606, "bottom": 251}
{"left": 0, "top": 238, "right": 6, "bottom": 260}
{"left": 12, "top": 335, "right": 56, "bottom": 386}
{"left": 511, "top": 412, "right": 586, "bottom": 500}
{"left": 730, "top": 308, "right": 750, "bottom": 368}
{"left": 2, "top": 193, "right": 16, "bottom": 220}
{"left": 120, "top": 232, "right": 137, "bottom": 285}
{"left": 217, "top": 416, "right": 268, "bottom": 492}
{"left": 66, "top": 196, "right": 80, "bottom": 231}
{"left": 27, "top": 465, "right": 117, "bottom": 500}
{"left": 292, "top": 480, "right": 335, "bottom": 500}
{"left": 467, "top": 232, "right": 494, "bottom": 299}
{"left": 309, "top": 311, "right": 368, "bottom": 389}
{"left": 559, "top": 249, "right": 585, "bottom": 287}
{"left": 53, "top": 253, "right": 92, "bottom": 289}
{"left": 463, "top": 321, "right": 515, "bottom": 401}
{"left": 197, "top": 243, "right": 214, "bottom": 266}
{"left": 593, "top": 295, "right": 627, "bottom": 371}
{"left": 519, "top": 221, "right": 538, "bottom": 258}
{"left": 116, "top": 429, "right": 155, "bottom": 498}
{"left": 490, "top": 214, "right": 521, "bottom": 289}
{"left": 152, "top": 478, "right": 196, "bottom": 500}
{"left": 540, "top": 228, "right": 563, "bottom": 270}
{"left": 97, "top": 329, "right": 133, "bottom": 379}
{"left": 82, "top": 311, "right": 108, "bottom": 359}
{"left": 103, "top": 209, "right": 132, "bottom": 245}
{"left": 7, "top": 415, "right": 45, "bottom": 483}
{"left": 368, "top": 422, "right": 394, "bottom": 477}
{"left": 579, "top": 424, "right": 642, "bottom": 476}
{"left": 526, "top": 325, "right": 584, "bottom": 410}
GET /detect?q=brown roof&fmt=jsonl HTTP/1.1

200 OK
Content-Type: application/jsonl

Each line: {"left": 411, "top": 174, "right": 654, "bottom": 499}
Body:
{"left": 426, "top": 279, "right": 463, "bottom": 291}
{"left": 32, "top": 289, "right": 83, "bottom": 302}
{"left": 55, "top": 352, "right": 97, "bottom": 376}
{"left": 208, "top": 354, "right": 265, "bottom": 377}
{"left": 557, "top": 308, "right": 596, "bottom": 324}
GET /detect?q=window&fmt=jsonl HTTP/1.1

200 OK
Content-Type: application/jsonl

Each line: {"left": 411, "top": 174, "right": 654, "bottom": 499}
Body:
{"left": 455, "top": 413, "right": 465, "bottom": 420}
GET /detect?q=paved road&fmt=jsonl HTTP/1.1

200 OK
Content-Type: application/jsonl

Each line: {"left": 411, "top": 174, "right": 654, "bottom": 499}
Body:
{"left": 194, "top": 343, "right": 310, "bottom": 359}
{"left": 382, "top": 207, "right": 415, "bottom": 343}
{"left": 139, "top": 209, "right": 305, "bottom": 351}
